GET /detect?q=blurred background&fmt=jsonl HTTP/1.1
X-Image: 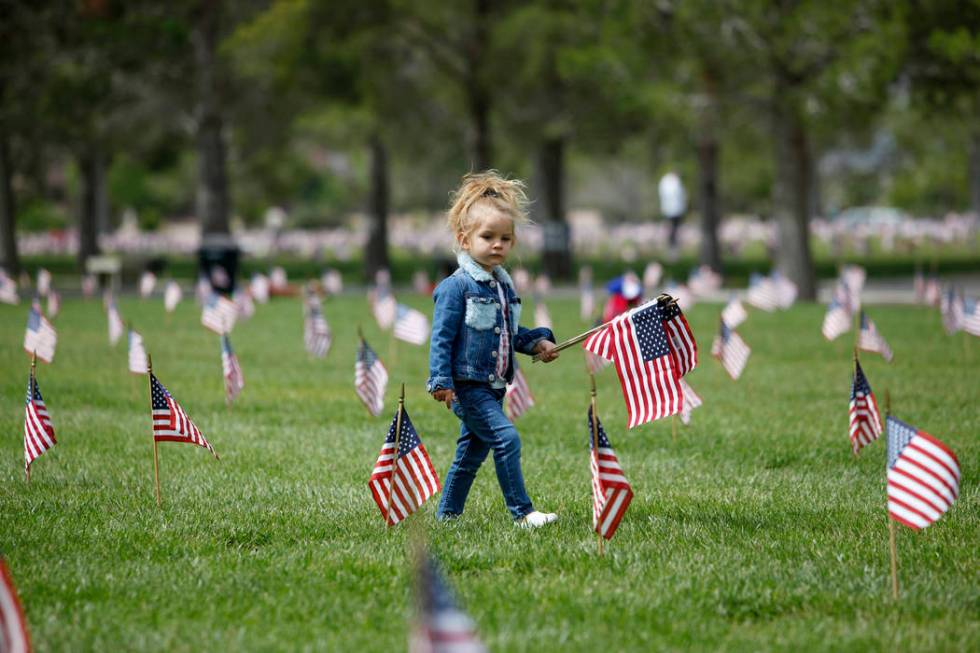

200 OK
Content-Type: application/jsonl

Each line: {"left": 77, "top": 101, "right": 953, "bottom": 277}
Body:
{"left": 0, "top": 0, "right": 977, "bottom": 298}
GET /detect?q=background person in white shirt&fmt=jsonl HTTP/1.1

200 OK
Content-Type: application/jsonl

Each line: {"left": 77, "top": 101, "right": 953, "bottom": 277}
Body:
{"left": 658, "top": 170, "right": 687, "bottom": 258}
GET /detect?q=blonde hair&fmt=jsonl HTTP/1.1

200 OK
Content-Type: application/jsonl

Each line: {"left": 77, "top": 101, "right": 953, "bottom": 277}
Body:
{"left": 446, "top": 171, "right": 529, "bottom": 244}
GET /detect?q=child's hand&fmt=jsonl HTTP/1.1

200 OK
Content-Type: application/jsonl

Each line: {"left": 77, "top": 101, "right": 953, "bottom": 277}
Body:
{"left": 534, "top": 340, "right": 560, "bottom": 363}
{"left": 432, "top": 388, "right": 455, "bottom": 409}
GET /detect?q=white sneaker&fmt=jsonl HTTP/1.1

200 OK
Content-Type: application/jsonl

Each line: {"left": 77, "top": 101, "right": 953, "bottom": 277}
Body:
{"left": 516, "top": 511, "right": 558, "bottom": 529}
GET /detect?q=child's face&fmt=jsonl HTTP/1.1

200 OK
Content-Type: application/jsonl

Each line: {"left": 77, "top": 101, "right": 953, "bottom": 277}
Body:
{"left": 459, "top": 206, "right": 515, "bottom": 272}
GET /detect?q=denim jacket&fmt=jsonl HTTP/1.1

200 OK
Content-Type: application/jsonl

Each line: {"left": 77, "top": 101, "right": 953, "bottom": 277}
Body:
{"left": 426, "top": 253, "right": 555, "bottom": 392}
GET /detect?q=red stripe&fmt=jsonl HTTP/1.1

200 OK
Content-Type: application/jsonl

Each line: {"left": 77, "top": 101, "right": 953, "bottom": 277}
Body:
{"left": 887, "top": 494, "right": 935, "bottom": 526}
{"left": 889, "top": 468, "right": 950, "bottom": 511}
{"left": 898, "top": 450, "right": 958, "bottom": 500}
{"left": 888, "top": 509, "right": 923, "bottom": 531}
{"left": 887, "top": 478, "right": 944, "bottom": 516}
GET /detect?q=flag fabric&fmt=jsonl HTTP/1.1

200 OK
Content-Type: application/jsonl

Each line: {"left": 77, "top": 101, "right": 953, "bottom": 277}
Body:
{"left": 0, "top": 558, "right": 31, "bottom": 653}
{"left": 304, "top": 296, "right": 332, "bottom": 358}
{"left": 679, "top": 377, "right": 702, "bottom": 425}
{"left": 711, "top": 321, "right": 750, "bottom": 380}
{"left": 746, "top": 273, "right": 779, "bottom": 311}
{"left": 533, "top": 301, "right": 552, "bottom": 330}
{"left": 833, "top": 278, "right": 860, "bottom": 315}
{"left": 721, "top": 297, "right": 747, "bottom": 329}
{"left": 36, "top": 269, "right": 51, "bottom": 296}
{"left": 128, "top": 329, "right": 148, "bottom": 374}
{"left": 583, "top": 298, "right": 683, "bottom": 428}
{"left": 849, "top": 359, "right": 882, "bottom": 455}
{"left": 858, "top": 312, "right": 893, "bottom": 362}
{"left": 409, "top": 555, "right": 486, "bottom": 653}
{"left": 150, "top": 373, "right": 218, "bottom": 457}
{"left": 963, "top": 297, "right": 980, "bottom": 337}
{"left": 201, "top": 293, "right": 238, "bottom": 334}
{"left": 23, "top": 306, "right": 56, "bottom": 363}
{"left": 394, "top": 303, "right": 430, "bottom": 346}
{"left": 0, "top": 268, "right": 19, "bottom": 305}
{"left": 588, "top": 406, "right": 633, "bottom": 540}
{"left": 24, "top": 372, "right": 56, "bottom": 474}
{"left": 356, "top": 338, "right": 388, "bottom": 416}
{"left": 505, "top": 365, "right": 535, "bottom": 421}
{"left": 886, "top": 417, "right": 960, "bottom": 531}
{"left": 821, "top": 298, "right": 852, "bottom": 341}
{"left": 584, "top": 349, "right": 611, "bottom": 375}
{"left": 940, "top": 287, "right": 964, "bottom": 335}
{"left": 250, "top": 273, "right": 270, "bottom": 304}
{"left": 372, "top": 289, "right": 397, "bottom": 331}
{"left": 107, "top": 298, "right": 124, "bottom": 346}
{"left": 164, "top": 281, "right": 182, "bottom": 313}
{"left": 221, "top": 334, "right": 244, "bottom": 403}
{"left": 139, "top": 271, "right": 156, "bottom": 298}
{"left": 660, "top": 297, "right": 698, "bottom": 377}
{"left": 770, "top": 271, "right": 798, "bottom": 309}
{"left": 368, "top": 407, "right": 440, "bottom": 525}
{"left": 841, "top": 264, "right": 866, "bottom": 297}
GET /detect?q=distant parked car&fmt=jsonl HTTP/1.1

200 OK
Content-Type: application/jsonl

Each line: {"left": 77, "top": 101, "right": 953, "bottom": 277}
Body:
{"left": 833, "top": 206, "right": 908, "bottom": 227}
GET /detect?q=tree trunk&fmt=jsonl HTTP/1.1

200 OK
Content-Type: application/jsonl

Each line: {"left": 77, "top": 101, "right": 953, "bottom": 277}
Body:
{"left": 364, "top": 134, "right": 390, "bottom": 283}
{"left": 467, "top": 0, "right": 492, "bottom": 170}
{"left": 78, "top": 148, "right": 105, "bottom": 267}
{"left": 771, "top": 88, "right": 816, "bottom": 300}
{"left": 194, "top": 0, "right": 230, "bottom": 236}
{"left": 696, "top": 80, "right": 722, "bottom": 272}
{"left": 538, "top": 136, "right": 572, "bottom": 280}
{"left": 0, "top": 129, "right": 18, "bottom": 276}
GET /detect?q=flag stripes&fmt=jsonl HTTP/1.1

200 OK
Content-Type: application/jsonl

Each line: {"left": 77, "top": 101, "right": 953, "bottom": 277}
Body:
{"left": 505, "top": 365, "right": 534, "bottom": 421}
{"left": 356, "top": 339, "right": 388, "bottom": 416}
{"left": 886, "top": 417, "right": 960, "bottom": 531}
{"left": 588, "top": 406, "right": 633, "bottom": 540}
{"left": 711, "top": 323, "right": 750, "bottom": 380}
{"left": 369, "top": 409, "right": 440, "bottom": 525}
{"left": 24, "top": 373, "right": 55, "bottom": 473}
{"left": 0, "top": 559, "right": 31, "bottom": 653}
{"left": 151, "top": 373, "right": 218, "bottom": 458}
{"left": 848, "top": 360, "right": 882, "bottom": 455}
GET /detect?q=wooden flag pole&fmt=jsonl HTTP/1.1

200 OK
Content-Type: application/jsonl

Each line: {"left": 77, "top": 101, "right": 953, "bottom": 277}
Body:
{"left": 884, "top": 387, "right": 899, "bottom": 599}
{"left": 147, "top": 354, "right": 161, "bottom": 508}
{"left": 589, "top": 375, "right": 604, "bottom": 557}
{"left": 26, "top": 351, "right": 36, "bottom": 483}
{"left": 386, "top": 383, "right": 406, "bottom": 527}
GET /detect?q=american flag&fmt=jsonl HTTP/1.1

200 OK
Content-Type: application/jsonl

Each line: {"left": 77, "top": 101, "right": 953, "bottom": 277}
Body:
{"left": 409, "top": 554, "right": 485, "bottom": 653}
{"left": 139, "top": 271, "right": 156, "bottom": 298}
{"left": 128, "top": 329, "right": 148, "bottom": 374}
{"left": 886, "top": 416, "right": 960, "bottom": 531}
{"left": 107, "top": 298, "right": 124, "bottom": 346}
{"left": 23, "top": 305, "right": 56, "bottom": 363}
{"left": 533, "top": 301, "right": 552, "bottom": 329}
{"left": 394, "top": 303, "right": 430, "bottom": 346}
{"left": 150, "top": 372, "right": 218, "bottom": 457}
{"left": 660, "top": 297, "right": 698, "bottom": 376}
{"left": 36, "top": 268, "right": 51, "bottom": 296}
{"left": 304, "top": 295, "right": 332, "bottom": 358}
{"left": 821, "top": 298, "right": 852, "bottom": 341}
{"left": 940, "top": 287, "right": 964, "bottom": 335}
{"left": 833, "top": 278, "right": 860, "bottom": 314}
{"left": 250, "top": 273, "right": 270, "bottom": 304}
{"left": 584, "top": 349, "right": 611, "bottom": 375}
{"left": 643, "top": 262, "right": 663, "bottom": 294}
{"left": 849, "top": 359, "right": 882, "bottom": 455}
{"left": 372, "top": 289, "right": 397, "bottom": 331}
{"left": 858, "top": 312, "right": 893, "bottom": 362}
{"left": 711, "top": 321, "right": 750, "bottom": 380}
{"left": 963, "top": 297, "right": 980, "bottom": 337}
{"left": 46, "top": 290, "right": 60, "bottom": 319}
{"left": 24, "top": 371, "right": 56, "bottom": 474}
{"left": 770, "top": 271, "right": 798, "bottom": 309}
{"left": 679, "top": 377, "right": 702, "bottom": 425}
{"left": 0, "top": 558, "right": 31, "bottom": 653}
{"left": 164, "top": 281, "right": 182, "bottom": 313}
{"left": 221, "top": 334, "right": 245, "bottom": 403}
{"left": 583, "top": 298, "right": 683, "bottom": 428}
{"left": 368, "top": 407, "right": 440, "bottom": 525}
{"left": 0, "top": 268, "right": 19, "bottom": 304}
{"left": 233, "top": 288, "right": 255, "bottom": 320}
{"left": 505, "top": 364, "right": 535, "bottom": 420}
{"left": 746, "top": 273, "right": 779, "bottom": 311}
{"left": 721, "top": 296, "right": 747, "bottom": 329}
{"left": 356, "top": 338, "right": 388, "bottom": 416}
{"left": 841, "top": 264, "right": 866, "bottom": 295}
{"left": 201, "top": 293, "right": 238, "bottom": 334}
{"left": 588, "top": 406, "right": 633, "bottom": 540}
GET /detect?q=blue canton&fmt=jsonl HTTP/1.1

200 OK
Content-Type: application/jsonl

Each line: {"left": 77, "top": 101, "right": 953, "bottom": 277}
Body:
{"left": 886, "top": 416, "right": 915, "bottom": 470}
{"left": 587, "top": 406, "right": 612, "bottom": 450}
{"left": 851, "top": 361, "right": 873, "bottom": 400}
{"left": 386, "top": 410, "right": 422, "bottom": 456}
{"left": 631, "top": 304, "right": 670, "bottom": 361}
{"left": 150, "top": 374, "right": 173, "bottom": 411}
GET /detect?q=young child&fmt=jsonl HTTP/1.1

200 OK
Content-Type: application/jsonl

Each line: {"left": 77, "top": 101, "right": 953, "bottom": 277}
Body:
{"left": 427, "top": 171, "right": 560, "bottom": 528}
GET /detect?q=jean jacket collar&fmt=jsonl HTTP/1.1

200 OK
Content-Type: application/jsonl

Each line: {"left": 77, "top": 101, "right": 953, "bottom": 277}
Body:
{"left": 456, "top": 251, "right": 515, "bottom": 290}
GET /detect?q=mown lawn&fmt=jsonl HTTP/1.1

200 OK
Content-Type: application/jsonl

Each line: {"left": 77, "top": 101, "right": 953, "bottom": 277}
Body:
{"left": 1, "top": 294, "right": 977, "bottom": 652}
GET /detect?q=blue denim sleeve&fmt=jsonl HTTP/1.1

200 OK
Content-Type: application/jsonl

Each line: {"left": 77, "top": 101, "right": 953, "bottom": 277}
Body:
{"left": 514, "top": 325, "right": 556, "bottom": 356}
{"left": 426, "top": 276, "right": 463, "bottom": 392}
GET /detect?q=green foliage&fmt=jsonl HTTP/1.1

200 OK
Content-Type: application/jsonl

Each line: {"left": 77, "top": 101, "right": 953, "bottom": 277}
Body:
{"left": 15, "top": 199, "right": 69, "bottom": 233}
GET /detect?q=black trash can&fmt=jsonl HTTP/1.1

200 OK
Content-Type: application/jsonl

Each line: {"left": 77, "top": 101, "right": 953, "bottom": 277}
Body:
{"left": 198, "top": 234, "right": 239, "bottom": 296}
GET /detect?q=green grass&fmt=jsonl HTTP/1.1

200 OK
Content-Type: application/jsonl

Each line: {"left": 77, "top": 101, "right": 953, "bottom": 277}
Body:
{"left": 1, "top": 295, "right": 977, "bottom": 652}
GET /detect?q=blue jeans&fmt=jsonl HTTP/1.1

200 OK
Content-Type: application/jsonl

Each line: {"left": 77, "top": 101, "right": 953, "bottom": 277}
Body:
{"left": 437, "top": 383, "right": 534, "bottom": 520}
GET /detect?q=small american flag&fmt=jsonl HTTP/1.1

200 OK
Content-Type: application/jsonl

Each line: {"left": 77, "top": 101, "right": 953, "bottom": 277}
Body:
{"left": 533, "top": 301, "right": 552, "bottom": 329}
{"left": 36, "top": 268, "right": 51, "bottom": 296}
{"left": 107, "top": 298, "right": 124, "bottom": 346}
{"left": 858, "top": 312, "right": 893, "bottom": 362}
{"left": 505, "top": 364, "right": 535, "bottom": 420}
{"left": 963, "top": 297, "right": 980, "bottom": 337}
{"left": 139, "top": 271, "right": 157, "bottom": 298}
{"left": 886, "top": 416, "right": 960, "bottom": 531}
{"left": 940, "top": 287, "right": 964, "bottom": 335}
{"left": 833, "top": 278, "right": 860, "bottom": 314}
{"left": 356, "top": 338, "right": 388, "bottom": 416}
{"left": 221, "top": 334, "right": 244, "bottom": 404}
{"left": 394, "top": 303, "right": 430, "bottom": 346}
{"left": 679, "top": 378, "right": 702, "bottom": 425}
{"left": 821, "top": 298, "right": 852, "bottom": 341}
{"left": 372, "top": 290, "right": 397, "bottom": 331}
{"left": 588, "top": 406, "right": 633, "bottom": 540}
{"left": 841, "top": 264, "right": 866, "bottom": 296}
{"left": 151, "top": 372, "right": 218, "bottom": 458}
{"left": 128, "top": 329, "right": 148, "bottom": 374}
{"left": 23, "top": 305, "right": 56, "bottom": 363}
{"left": 711, "top": 321, "right": 750, "bottom": 381}
{"left": 721, "top": 296, "right": 747, "bottom": 329}
{"left": 849, "top": 359, "right": 882, "bottom": 455}
{"left": 368, "top": 407, "right": 440, "bottom": 525}
{"left": 304, "top": 295, "right": 332, "bottom": 358}
{"left": 660, "top": 296, "right": 698, "bottom": 376}
{"left": 24, "top": 371, "right": 56, "bottom": 474}
{"left": 584, "top": 349, "right": 611, "bottom": 375}
{"left": 409, "top": 554, "right": 486, "bottom": 653}
{"left": 0, "top": 558, "right": 31, "bottom": 653}
{"left": 201, "top": 293, "right": 238, "bottom": 334}
{"left": 746, "top": 273, "right": 779, "bottom": 311}
{"left": 250, "top": 273, "right": 270, "bottom": 304}
{"left": 0, "top": 268, "right": 19, "bottom": 304}
{"left": 770, "top": 271, "right": 797, "bottom": 309}
{"left": 583, "top": 298, "right": 683, "bottom": 428}
{"left": 164, "top": 281, "right": 182, "bottom": 313}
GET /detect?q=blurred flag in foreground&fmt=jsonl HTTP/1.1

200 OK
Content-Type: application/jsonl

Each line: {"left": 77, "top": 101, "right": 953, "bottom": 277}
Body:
{"left": 505, "top": 364, "right": 534, "bottom": 421}
{"left": 679, "top": 378, "right": 702, "bottom": 425}
{"left": 24, "top": 370, "right": 56, "bottom": 475}
{"left": 746, "top": 273, "right": 779, "bottom": 312}
{"left": 849, "top": 359, "right": 882, "bottom": 455}
{"left": 821, "top": 298, "right": 851, "bottom": 341}
{"left": 588, "top": 406, "right": 633, "bottom": 540}
{"left": 23, "top": 305, "right": 56, "bottom": 364}
{"left": 221, "top": 334, "right": 244, "bottom": 404}
{"left": 369, "top": 407, "right": 439, "bottom": 525}
{"left": 151, "top": 373, "right": 218, "bottom": 458}
{"left": 857, "top": 312, "right": 893, "bottom": 362}
{"left": 711, "top": 321, "right": 750, "bottom": 381}
{"left": 660, "top": 296, "right": 698, "bottom": 376}
{"left": 0, "top": 558, "right": 31, "bottom": 653}
{"left": 886, "top": 417, "right": 959, "bottom": 531}
{"left": 409, "top": 554, "right": 485, "bottom": 653}
{"left": 128, "top": 329, "right": 148, "bottom": 374}
{"left": 394, "top": 303, "right": 430, "bottom": 346}
{"left": 721, "top": 297, "right": 747, "bottom": 329}
{"left": 356, "top": 338, "right": 388, "bottom": 416}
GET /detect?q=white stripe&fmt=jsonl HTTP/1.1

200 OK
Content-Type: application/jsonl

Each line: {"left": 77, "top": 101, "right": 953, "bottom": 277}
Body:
{"left": 888, "top": 502, "right": 931, "bottom": 529}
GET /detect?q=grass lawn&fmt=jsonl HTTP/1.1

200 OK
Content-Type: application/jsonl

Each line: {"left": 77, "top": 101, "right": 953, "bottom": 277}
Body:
{"left": 1, "top": 294, "right": 977, "bottom": 652}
